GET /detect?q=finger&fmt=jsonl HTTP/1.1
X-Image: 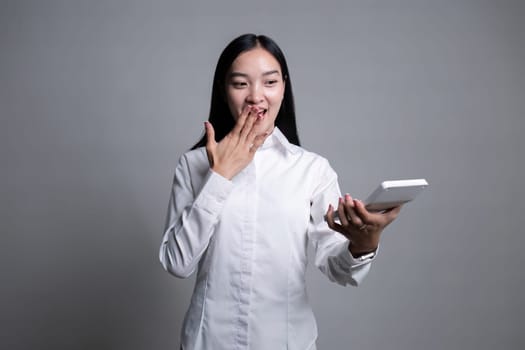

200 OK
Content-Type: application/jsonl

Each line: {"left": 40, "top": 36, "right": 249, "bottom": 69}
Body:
{"left": 337, "top": 197, "right": 351, "bottom": 227}
{"left": 325, "top": 204, "right": 336, "bottom": 226}
{"left": 343, "top": 194, "right": 364, "bottom": 228}
{"left": 231, "top": 105, "right": 251, "bottom": 135}
{"left": 353, "top": 199, "right": 372, "bottom": 225}
{"left": 343, "top": 198, "right": 362, "bottom": 227}
{"left": 239, "top": 107, "right": 257, "bottom": 141}
{"left": 325, "top": 204, "right": 349, "bottom": 238}
{"left": 343, "top": 194, "right": 356, "bottom": 215}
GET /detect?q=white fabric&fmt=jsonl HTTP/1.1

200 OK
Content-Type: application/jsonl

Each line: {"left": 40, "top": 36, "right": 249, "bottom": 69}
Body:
{"left": 160, "top": 128, "right": 374, "bottom": 350}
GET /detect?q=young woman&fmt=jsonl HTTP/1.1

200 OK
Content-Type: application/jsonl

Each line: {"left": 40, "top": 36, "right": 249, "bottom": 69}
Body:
{"left": 160, "top": 33, "right": 401, "bottom": 350}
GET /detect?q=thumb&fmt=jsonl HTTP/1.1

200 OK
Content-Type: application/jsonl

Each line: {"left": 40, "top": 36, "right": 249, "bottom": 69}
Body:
{"left": 204, "top": 121, "right": 216, "bottom": 146}
{"left": 384, "top": 205, "right": 402, "bottom": 224}
{"left": 204, "top": 121, "right": 216, "bottom": 167}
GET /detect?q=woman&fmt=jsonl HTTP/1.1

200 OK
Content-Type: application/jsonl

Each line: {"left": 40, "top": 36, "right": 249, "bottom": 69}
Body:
{"left": 159, "top": 33, "right": 401, "bottom": 350}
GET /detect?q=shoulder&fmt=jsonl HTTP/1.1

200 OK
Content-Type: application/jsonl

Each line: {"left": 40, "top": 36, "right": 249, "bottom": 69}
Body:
{"left": 293, "top": 144, "right": 332, "bottom": 168}
{"left": 288, "top": 144, "right": 338, "bottom": 181}
{"left": 180, "top": 147, "right": 208, "bottom": 164}
{"left": 173, "top": 147, "right": 209, "bottom": 176}
{"left": 287, "top": 145, "right": 340, "bottom": 198}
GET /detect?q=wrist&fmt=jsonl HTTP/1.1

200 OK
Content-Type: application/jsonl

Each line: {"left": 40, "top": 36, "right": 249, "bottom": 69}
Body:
{"left": 211, "top": 166, "right": 234, "bottom": 180}
{"left": 348, "top": 243, "right": 377, "bottom": 257}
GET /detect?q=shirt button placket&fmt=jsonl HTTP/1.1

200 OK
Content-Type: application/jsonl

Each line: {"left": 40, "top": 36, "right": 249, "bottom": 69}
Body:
{"left": 235, "top": 163, "right": 257, "bottom": 349}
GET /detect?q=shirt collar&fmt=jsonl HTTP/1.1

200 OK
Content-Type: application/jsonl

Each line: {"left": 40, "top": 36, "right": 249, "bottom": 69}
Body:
{"left": 260, "top": 127, "right": 298, "bottom": 155}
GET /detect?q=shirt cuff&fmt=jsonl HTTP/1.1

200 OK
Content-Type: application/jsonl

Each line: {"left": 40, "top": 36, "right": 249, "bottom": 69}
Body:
{"left": 341, "top": 241, "right": 377, "bottom": 267}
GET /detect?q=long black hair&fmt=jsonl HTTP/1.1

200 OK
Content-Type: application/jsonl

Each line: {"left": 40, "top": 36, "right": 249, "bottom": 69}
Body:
{"left": 191, "top": 33, "right": 300, "bottom": 149}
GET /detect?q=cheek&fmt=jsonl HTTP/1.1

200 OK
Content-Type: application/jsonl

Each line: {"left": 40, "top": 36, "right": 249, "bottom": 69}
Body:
{"left": 226, "top": 91, "right": 245, "bottom": 119}
{"left": 268, "top": 88, "right": 285, "bottom": 106}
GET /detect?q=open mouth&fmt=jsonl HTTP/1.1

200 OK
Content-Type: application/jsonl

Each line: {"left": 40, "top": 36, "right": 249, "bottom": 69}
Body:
{"left": 258, "top": 108, "right": 267, "bottom": 118}
{"left": 252, "top": 107, "right": 267, "bottom": 118}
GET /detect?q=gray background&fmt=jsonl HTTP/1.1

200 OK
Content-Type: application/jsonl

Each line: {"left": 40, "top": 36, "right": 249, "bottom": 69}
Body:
{"left": 2, "top": 0, "right": 524, "bottom": 349}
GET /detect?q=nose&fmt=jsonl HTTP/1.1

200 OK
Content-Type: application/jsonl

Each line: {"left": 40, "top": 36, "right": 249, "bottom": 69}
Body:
{"left": 246, "top": 83, "right": 264, "bottom": 104}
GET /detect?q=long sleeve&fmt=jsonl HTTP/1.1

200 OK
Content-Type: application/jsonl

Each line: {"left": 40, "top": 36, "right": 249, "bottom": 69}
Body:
{"left": 159, "top": 151, "right": 233, "bottom": 278}
{"left": 307, "top": 158, "right": 374, "bottom": 287}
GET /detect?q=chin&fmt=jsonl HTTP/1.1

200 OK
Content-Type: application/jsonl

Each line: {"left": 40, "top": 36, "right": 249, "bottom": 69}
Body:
{"left": 255, "top": 118, "right": 276, "bottom": 134}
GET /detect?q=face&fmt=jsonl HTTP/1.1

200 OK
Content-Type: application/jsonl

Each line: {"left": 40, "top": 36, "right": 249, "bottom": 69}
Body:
{"left": 225, "top": 47, "right": 285, "bottom": 136}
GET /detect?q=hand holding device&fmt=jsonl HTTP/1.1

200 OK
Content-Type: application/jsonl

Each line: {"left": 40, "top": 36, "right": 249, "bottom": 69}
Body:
{"left": 332, "top": 178, "right": 428, "bottom": 220}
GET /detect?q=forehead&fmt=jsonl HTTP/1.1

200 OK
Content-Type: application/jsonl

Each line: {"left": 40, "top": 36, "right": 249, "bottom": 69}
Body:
{"left": 229, "top": 47, "right": 282, "bottom": 75}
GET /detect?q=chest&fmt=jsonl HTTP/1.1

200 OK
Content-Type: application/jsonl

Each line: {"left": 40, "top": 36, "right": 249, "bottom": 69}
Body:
{"left": 227, "top": 151, "right": 317, "bottom": 228}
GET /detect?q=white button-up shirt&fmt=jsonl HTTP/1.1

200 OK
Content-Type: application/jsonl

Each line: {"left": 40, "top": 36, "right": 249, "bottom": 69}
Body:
{"left": 160, "top": 128, "right": 374, "bottom": 350}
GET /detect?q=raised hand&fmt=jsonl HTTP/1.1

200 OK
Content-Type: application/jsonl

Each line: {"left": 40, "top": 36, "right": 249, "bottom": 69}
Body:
{"left": 205, "top": 105, "right": 269, "bottom": 180}
{"left": 325, "top": 194, "right": 402, "bottom": 256}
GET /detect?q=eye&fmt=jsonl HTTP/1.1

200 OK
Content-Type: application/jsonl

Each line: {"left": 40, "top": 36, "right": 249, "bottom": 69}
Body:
{"left": 265, "top": 79, "right": 278, "bottom": 86}
{"left": 231, "top": 81, "right": 247, "bottom": 88}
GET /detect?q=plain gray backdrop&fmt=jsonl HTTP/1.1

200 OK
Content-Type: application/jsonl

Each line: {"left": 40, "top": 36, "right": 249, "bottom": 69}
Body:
{"left": 2, "top": 0, "right": 524, "bottom": 349}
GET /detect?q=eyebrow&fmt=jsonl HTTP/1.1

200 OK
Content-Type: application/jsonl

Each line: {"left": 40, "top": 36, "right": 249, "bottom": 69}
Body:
{"left": 228, "top": 70, "right": 281, "bottom": 79}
